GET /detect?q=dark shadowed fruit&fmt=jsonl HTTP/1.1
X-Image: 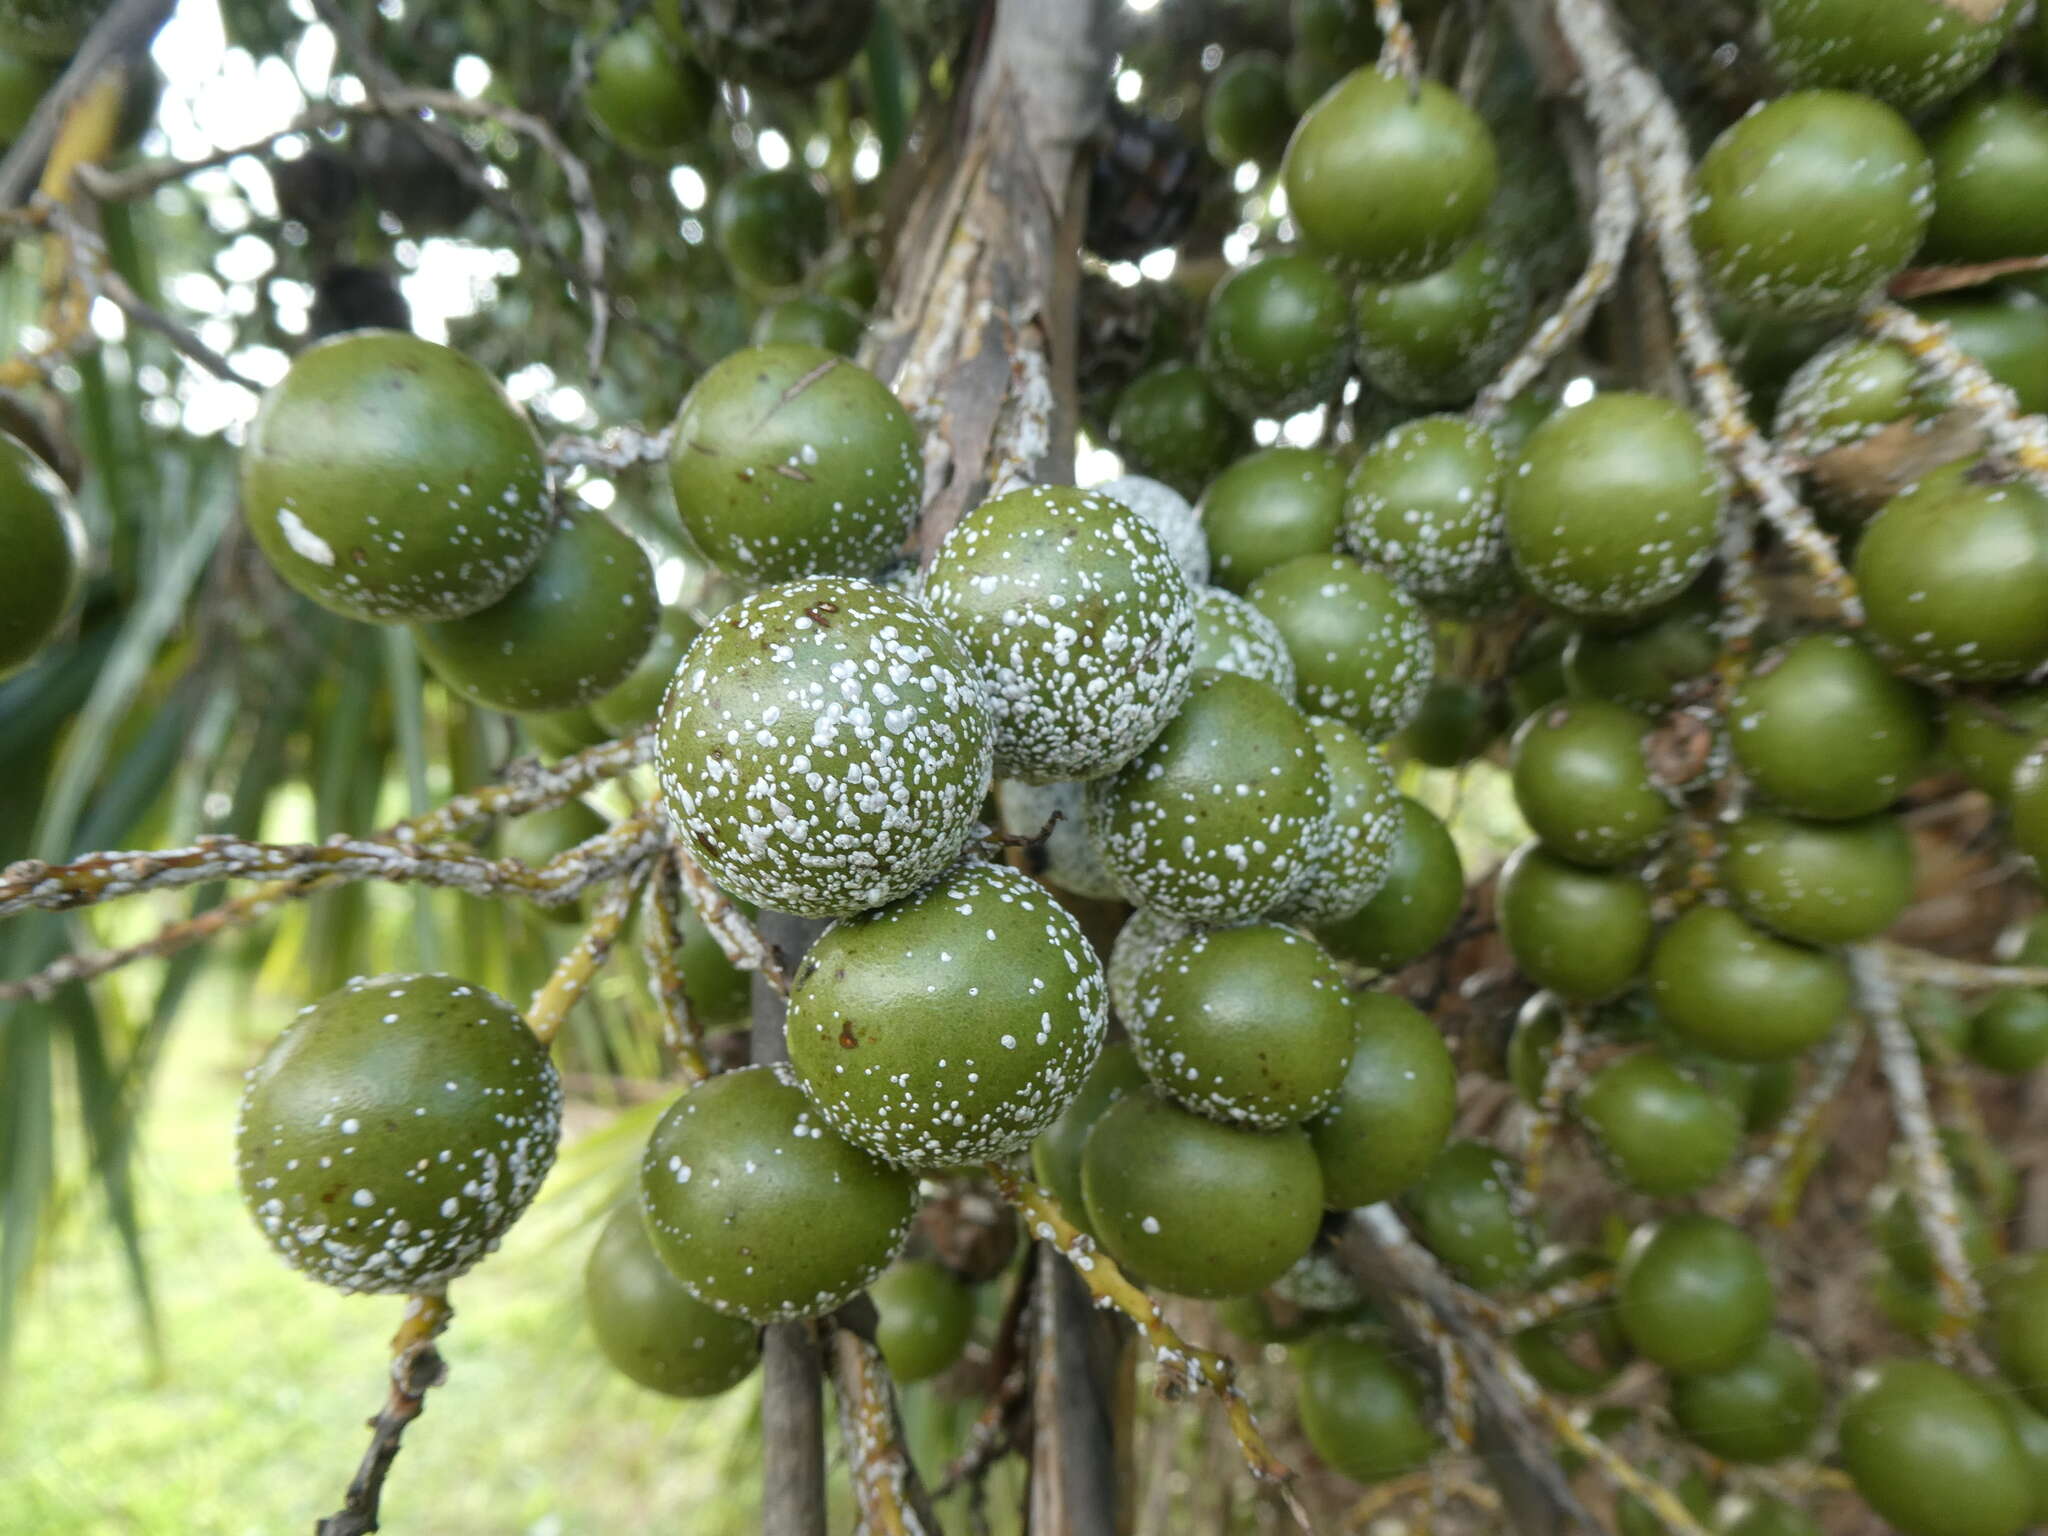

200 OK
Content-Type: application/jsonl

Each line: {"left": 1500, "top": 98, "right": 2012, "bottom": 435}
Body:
{"left": 1296, "top": 1332, "right": 1440, "bottom": 1485}
{"left": 1729, "top": 632, "right": 1933, "bottom": 818}
{"left": 869, "top": 1259, "right": 974, "bottom": 1384}
{"left": 0, "top": 431, "right": 81, "bottom": 678}
{"left": 1839, "top": 1357, "right": 2032, "bottom": 1536}
{"left": 586, "top": 20, "right": 715, "bottom": 157}
{"left": 1944, "top": 688, "right": 2048, "bottom": 801}
{"left": 668, "top": 0, "right": 876, "bottom": 87}
{"left": 1353, "top": 237, "right": 1529, "bottom": 407}
{"left": 1202, "top": 251, "right": 1351, "bottom": 418}
{"left": 712, "top": 168, "right": 830, "bottom": 290}
{"left": 1510, "top": 698, "right": 1671, "bottom": 867}
{"left": 1669, "top": 1331, "right": 1823, "bottom": 1463}
{"left": 585, "top": 1202, "right": 759, "bottom": 1397}
{"left": 1397, "top": 677, "right": 1501, "bottom": 767}
{"left": 1406, "top": 1140, "right": 1535, "bottom": 1291}
{"left": 1577, "top": 1049, "right": 1741, "bottom": 1197}
{"left": 1316, "top": 795, "right": 1463, "bottom": 971}
{"left": 1204, "top": 50, "right": 1293, "bottom": 166}
{"left": 1498, "top": 841, "right": 1652, "bottom": 1001}
{"left": 1721, "top": 811, "right": 1915, "bottom": 946}
{"left": 1616, "top": 1214, "right": 1774, "bottom": 1375}
{"left": 1199, "top": 446, "right": 1347, "bottom": 593}
{"left": 1279, "top": 714, "right": 1400, "bottom": 925}
{"left": 1108, "top": 362, "right": 1251, "bottom": 498}
{"left": 1760, "top": 0, "right": 2013, "bottom": 114}
{"left": 1307, "top": 992, "right": 1455, "bottom": 1208}
{"left": 1650, "top": 904, "right": 1848, "bottom": 1062}
{"left": 1030, "top": 1039, "right": 1147, "bottom": 1228}
{"left": 750, "top": 294, "right": 864, "bottom": 355}
{"left": 1246, "top": 553, "right": 1435, "bottom": 740}
{"left": 590, "top": 608, "right": 698, "bottom": 735}
{"left": 1561, "top": 585, "right": 1719, "bottom": 710}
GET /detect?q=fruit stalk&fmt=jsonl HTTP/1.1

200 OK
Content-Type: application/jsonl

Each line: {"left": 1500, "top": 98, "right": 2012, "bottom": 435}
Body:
{"left": 828, "top": 1326, "right": 934, "bottom": 1536}
{"left": 1709, "top": 1020, "right": 1864, "bottom": 1223}
{"left": 637, "top": 859, "right": 711, "bottom": 1085}
{"left": 1520, "top": 998, "right": 1586, "bottom": 1194}
{"left": 526, "top": 859, "right": 649, "bottom": 1047}
{"left": 1865, "top": 301, "right": 2048, "bottom": 486}
{"left": 314, "top": 1293, "right": 452, "bottom": 1536}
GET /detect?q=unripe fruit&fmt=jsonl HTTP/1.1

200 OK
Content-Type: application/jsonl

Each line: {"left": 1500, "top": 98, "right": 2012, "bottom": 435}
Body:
{"left": 415, "top": 510, "right": 658, "bottom": 713}
{"left": 1080, "top": 1087, "right": 1324, "bottom": 1298}
{"left": 1650, "top": 905, "right": 1848, "bottom": 1063}
{"left": 750, "top": 294, "right": 863, "bottom": 356}
{"left": 1202, "top": 251, "right": 1350, "bottom": 418}
{"left": 1871, "top": 1178, "right": 1996, "bottom": 1290}
{"left": 670, "top": 0, "right": 875, "bottom": 89}
{"left": 1316, "top": 796, "right": 1463, "bottom": 971}
{"left": 657, "top": 578, "right": 995, "bottom": 918}
{"left": 1944, "top": 688, "right": 2048, "bottom": 801}
{"left": 1840, "top": 1358, "right": 2032, "bottom": 1536}
{"left": 1760, "top": 0, "right": 2013, "bottom": 114}
{"left": 1107, "top": 905, "right": 1192, "bottom": 1024}
{"left": 1561, "top": 585, "right": 1718, "bottom": 711}
{"left": 1296, "top": 1333, "right": 1440, "bottom": 1485}
{"left": 1345, "top": 414, "right": 1506, "bottom": 609}
{"left": 667, "top": 345, "right": 920, "bottom": 583}
{"left": 585, "top": 1202, "right": 759, "bottom": 1398}
{"left": 639, "top": 1064, "right": 917, "bottom": 1322}
{"left": 784, "top": 861, "right": 1108, "bottom": 1167}
{"left": 1498, "top": 841, "right": 1652, "bottom": 1001}
{"left": 1282, "top": 69, "right": 1496, "bottom": 281}
{"left": 712, "top": 168, "right": 829, "bottom": 290}
{"left": 1509, "top": 698, "right": 1671, "bottom": 868}
{"left": 0, "top": 430, "right": 82, "bottom": 678}
{"left": 1926, "top": 90, "right": 2048, "bottom": 262}
{"left": 1308, "top": 992, "right": 1456, "bottom": 1209}
{"left": 1617, "top": 1215, "right": 1773, "bottom": 1375}
{"left": 1917, "top": 300, "right": 2048, "bottom": 417}
{"left": 1406, "top": 1140, "right": 1535, "bottom": 1291}
{"left": 1720, "top": 1497, "right": 1822, "bottom": 1536}
{"left": 1990, "top": 1253, "right": 2048, "bottom": 1418}
{"left": 1720, "top": 811, "right": 1915, "bottom": 946}
{"left": 1128, "top": 922, "right": 1356, "bottom": 1127}
{"left": 1199, "top": 446, "right": 1347, "bottom": 593}
{"left": 1669, "top": 1332, "right": 1822, "bottom": 1464}
{"left": 1087, "top": 669, "right": 1329, "bottom": 923}
{"left": 241, "top": 332, "right": 550, "bottom": 623}
{"left": 1397, "top": 677, "right": 1500, "bottom": 767}
{"left": 1204, "top": 50, "right": 1293, "bottom": 166}
{"left": 1580, "top": 1049, "right": 1742, "bottom": 1197}
{"left": 1729, "top": 632, "right": 1933, "bottom": 819}
{"left": 1503, "top": 392, "right": 1722, "bottom": 619}
{"left": 1108, "top": 362, "right": 1250, "bottom": 498}
{"left": 525, "top": 705, "right": 610, "bottom": 758}
{"left": 236, "top": 973, "right": 562, "bottom": 1294}
{"left": 1692, "top": 91, "right": 1933, "bottom": 317}
{"left": 923, "top": 484, "right": 1197, "bottom": 784}
{"left": 590, "top": 608, "right": 699, "bottom": 735}
{"left": 869, "top": 1259, "right": 974, "bottom": 1384}
{"left": 1030, "top": 1039, "right": 1147, "bottom": 1228}
{"left": 2013, "top": 742, "right": 2048, "bottom": 868}
{"left": 1279, "top": 715, "right": 1400, "bottom": 925}
{"left": 1247, "top": 553, "right": 1434, "bottom": 740}
{"left": 1096, "top": 474, "right": 1211, "bottom": 585}
{"left": 1353, "top": 238, "right": 1528, "bottom": 407}
{"left": 586, "top": 20, "right": 714, "bottom": 157}
{"left": 1968, "top": 989, "right": 2048, "bottom": 1075}
{"left": 1189, "top": 585, "right": 1298, "bottom": 691}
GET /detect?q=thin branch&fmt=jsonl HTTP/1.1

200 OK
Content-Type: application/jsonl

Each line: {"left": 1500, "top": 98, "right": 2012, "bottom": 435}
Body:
{"left": 674, "top": 846, "right": 789, "bottom": 996}
{"left": 1520, "top": 999, "right": 1584, "bottom": 1195}
{"left": 547, "top": 422, "right": 673, "bottom": 472}
{"left": 1374, "top": 0, "right": 1421, "bottom": 81}
{"left": 0, "top": 0, "right": 176, "bottom": 209}
{"left": 316, "top": 1294, "right": 452, "bottom": 1536}
{"left": 1708, "top": 1021, "right": 1864, "bottom": 1224}
{"left": 526, "top": 858, "right": 650, "bottom": 1047}
{"left": 640, "top": 856, "right": 712, "bottom": 1085}
{"left": 829, "top": 1325, "right": 937, "bottom": 1536}
{"left": 1468, "top": 1268, "right": 1613, "bottom": 1334}
{"left": 1864, "top": 301, "right": 2048, "bottom": 487}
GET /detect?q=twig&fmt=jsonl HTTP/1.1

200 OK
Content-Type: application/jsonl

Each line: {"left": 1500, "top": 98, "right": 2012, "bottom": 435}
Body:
{"left": 547, "top": 422, "right": 673, "bottom": 471}
{"left": 639, "top": 855, "right": 711, "bottom": 1084}
{"left": 1709, "top": 1022, "right": 1864, "bottom": 1224}
{"left": 1468, "top": 1268, "right": 1614, "bottom": 1334}
{"left": 829, "top": 1326, "right": 935, "bottom": 1536}
{"left": 0, "top": 0, "right": 176, "bottom": 209}
{"left": 1521, "top": 1000, "right": 1585, "bottom": 1194}
{"left": 1891, "top": 255, "right": 2048, "bottom": 300}
{"left": 526, "top": 858, "right": 649, "bottom": 1047}
{"left": 315, "top": 1293, "right": 453, "bottom": 1536}
{"left": 1345, "top": 1470, "right": 1499, "bottom": 1530}
{"left": 1865, "top": 301, "right": 2048, "bottom": 488}
{"left": 1374, "top": 0, "right": 1421, "bottom": 81}
{"left": 674, "top": 847, "right": 788, "bottom": 996}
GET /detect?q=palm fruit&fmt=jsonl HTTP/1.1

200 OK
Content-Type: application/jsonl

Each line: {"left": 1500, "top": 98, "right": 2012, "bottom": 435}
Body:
{"left": 1246, "top": 553, "right": 1435, "bottom": 740}
{"left": 585, "top": 1202, "right": 760, "bottom": 1397}
{"left": 0, "top": 430, "right": 82, "bottom": 677}
{"left": 1279, "top": 714, "right": 1400, "bottom": 925}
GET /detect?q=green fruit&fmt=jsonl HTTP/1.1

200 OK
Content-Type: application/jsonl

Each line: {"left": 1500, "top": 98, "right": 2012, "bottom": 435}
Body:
{"left": 1353, "top": 238, "right": 1528, "bottom": 407}
{"left": 1280, "top": 714, "right": 1401, "bottom": 925}
{"left": 585, "top": 1202, "right": 759, "bottom": 1397}
{"left": 1087, "top": 670, "right": 1329, "bottom": 923}
{"left": 923, "top": 484, "right": 1197, "bottom": 784}
{"left": 1650, "top": 905, "right": 1848, "bottom": 1063}
{"left": 1730, "top": 633, "right": 1934, "bottom": 818}
{"left": 1916, "top": 300, "right": 2048, "bottom": 417}
{"left": 1926, "top": 90, "right": 2048, "bottom": 262}
{"left": 784, "top": 860, "right": 1107, "bottom": 1167}
{"left": 1282, "top": 69, "right": 1497, "bottom": 281}
{"left": 712, "top": 168, "right": 830, "bottom": 290}
{"left": 1030, "top": 1039, "right": 1147, "bottom": 1227}
{"left": 1080, "top": 1087, "right": 1324, "bottom": 1298}
{"left": 1345, "top": 414, "right": 1507, "bottom": 608}
{"left": 1498, "top": 841, "right": 1652, "bottom": 1001}
{"left": 1991, "top": 1253, "right": 2048, "bottom": 1418}
{"left": 0, "top": 45, "right": 54, "bottom": 143}
{"left": 1285, "top": 46, "right": 1348, "bottom": 117}
{"left": 1198, "top": 446, "right": 1347, "bottom": 593}
{"left": 416, "top": 510, "right": 657, "bottom": 713}
{"left": 1503, "top": 392, "right": 1723, "bottom": 619}
{"left": 1997, "top": 1395, "right": 2048, "bottom": 1526}
{"left": 1108, "top": 362, "right": 1251, "bottom": 499}
{"left": 1970, "top": 989, "right": 2048, "bottom": 1074}
{"left": 1107, "top": 906, "right": 1192, "bottom": 1025}
{"left": 750, "top": 294, "right": 864, "bottom": 355}
{"left": 1507, "top": 617, "right": 1572, "bottom": 720}
{"left": 1721, "top": 810, "right": 1915, "bottom": 946}
{"left": 667, "top": 0, "right": 875, "bottom": 88}
{"left": 1669, "top": 1331, "right": 1823, "bottom": 1464}
{"left": 525, "top": 705, "right": 611, "bottom": 757}
{"left": 1406, "top": 1140, "right": 1534, "bottom": 1291}
{"left": 0, "top": 431, "right": 81, "bottom": 677}
{"left": 1578, "top": 1049, "right": 1741, "bottom": 1197}
{"left": 1204, "top": 50, "right": 1294, "bottom": 166}
{"left": 1872, "top": 1179, "right": 1995, "bottom": 1290}
{"left": 1774, "top": 334, "right": 1928, "bottom": 458}
{"left": 1129, "top": 922, "right": 1356, "bottom": 1127}
{"left": 1397, "top": 678, "right": 1500, "bottom": 767}
{"left": 1316, "top": 796, "right": 1463, "bottom": 971}
{"left": 1760, "top": 0, "right": 2014, "bottom": 114}
{"left": 1296, "top": 1332, "right": 1440, "bottom": 1485}
{"left": 1511, "top": 1248, "right": 1629, "bottom": 1397}
{"left": 1692, "top": 90, "right": 1933, "bottom": 316}
{"left": 0, "top": 0, "right": 95, "bottom": 55}
{"left": 1246, "top": 553, "right": 1435, "bottom": 740}
{"left": 672, "top": 892, "right": 753, "bottom": 1027}
{"left": 1202, "top": 251, "right": 1351, "bottom": 418}
{"left": 869, "top": 1259, "right": 974, "bottom": 1384}
{"left": 639, "top": 1064, "right": 918, "bottom": 1322}
{"left": 1308, "top": 992, "right": 1455, "bottom": 1208}
{"left": 1217, "top": 1291, "right": 1322, "bottom": 1344}
{"left": 667, "top": 344, "right": 919, "bottom": 583}
{"left": 1616, "top": 1215, "right": 1774, "bottom": 1375}
{"left": 815, "top": 243, "right": 879, "bottom": 311}
{"left": 1944, "top": 688, "right": 2048, "bottom": 800}
{"left": 1096, "top": 474, "right": 1211, "bottom": 584}
{"left": 657, "top": 578, "right": 996, "bottom": 918}
{"left": 241, "top": 332, "right": 551, "bottom": 623}
{"left": 1840, "top": 1358, "right": 2032, "bottom": 1536}
{"left": 591, "top": 607, "right": 698, "bottom": 734}
{"left": 1506, "top": 993, "right": 1565, "bottom": 1105}
{"left": 586, "top": 20, "right": 714, "bottom": 156}
{"left": 236, "top": 973, "right": 562, "bottom": 1294}
{"left": 1858, "top": 460, "right": 2048, "bottom": 684}
{"left": 1509, "top": 698, "right": 1671, "bottom": 868}
{"left": 1291, "top": 0, "right": 1375, "bottom": 63}
{"left": 1561, "top": 587, "right": 1719, "bottom": 710}
{"left": 1190, "top": 585, "right": 1298, "bottom": 691}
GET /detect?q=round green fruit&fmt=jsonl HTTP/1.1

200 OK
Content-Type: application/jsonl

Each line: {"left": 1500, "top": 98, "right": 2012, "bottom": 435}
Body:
{"left": 1692, "top": 90, "right": 1933, "bottom": 316}
{"left": 241, "top": 332, "right": 551, "bottom": 623}
{"left": 1406, "top": 1140, "right": 1534, "bottom": 1291}
{"left": 1308, "top": 992, "right": 1456, "bottom": 1209}
{"left": 1509, "top": 698, "right": 1672, "bottom": 868}
{"left": 1346, "top": 414, "right": 1507, "bottom": 609}
{"left": 1721, "top": 810, "right": 1915, "bottom": 946}
{"left": 1282, "top": 69, "right": 1496, "bottom": 281}
{"left": 667, "top": 344, "right": 920, "bottom": 583}
{"left": 236, "top": 973, "right": 562, "bottom": 1294}
{"left": 1507, "top": 617, "right": 1572, "bottom": 720}
{"left": 1760, "top": 0, "right": 2013, "bottom": 114}
{"left": 586, "top": 20, "right": 714, "bottom": 157}
{"left": 1316, "top": 796, "right": 1463, "bottom": 971}
{"left": 1205, "top": 50, "right": 1294, "bottom": 166}
{"left": 784, "top": 860, "right": 1108, "bottom": 1167}
{"left": 1999, "top": 1395, "right": 2048, "bottom": 1527}
{"left": 1396, "top": 677, "right": 1500, "bottom": 767}
{"left": 1944, "top": 688, "right": 2048, "bottom": 800}
{"left": 1080, "top": 1087, "right": 1324, "bottom": 1298}
{"left": 1096, "top": 474, "right": 1211, "bottom": 585}
{"left": 712, "top": 168, "right": 829, "bottom": 290}
{"left": 923, "top": 484, "right": 1197, "bottom": 784}
{"left": 1107, "top": 905, "right": 1192, "bottom": 1025}
{"left": 869, "top": 1258, "right": 974, "bottom": 1384}
{"left": 639, "top": 1064, "right": 918, "bottom": 1322}
{"left": 1669, "top": 1331, "right": 1823, "bottom": 1464}
{"left": 1198, "top": 446, "right": 1347, "bottom": 593}
{"left": 1280, "top": 714, "right": 1400, "bottom": 925}
{"left": 1774, "top": 333, "right": 1928, "bottom": 460}
{"left": 1498, "top": 841, "right": 1653, "bottom": 1001}
{"left": 1990, "top": 1253, "right": 2048, "bottom": 1418}
{"left": 585, "top": 1202, "right": 759, "bottom": 1397}
{"left": 524, "top": 705, "right": 610, "bottom": 757}
{"left": 1202, "top": 252, "right": 1351, "bottom": 419}
{"left": 1969, "top": 989, "right": 2048, "bottom": 1074}
{"left": 1840, "top": 1357, "right": 2032, "bottom": 1536}
{"left": 1087, "top": 669, "right": 1329, "bottom": 923}
{"left": 1107, "top": 362, "right": 1251, "bottom": 499}
{"left": 1030, "top": 1038, "right": 1147, "bottom": 1228}
{"left": 1871, "top": 1178, "right": 1995, "bottom": 1291}
{"left": 1511, "top": 1248, "right": 1630, "bottom": 1397}
{"left": 1353, "top": 237, "right": 1528, "bottom": 407}
{"left": 1246, "top": 553, "right": 1435, "bottom": 740}
{"left": 1925, "top": 90, "right": 2048, "bottom": 262}
{"left": 1561, "top": 586, "right": 1719, "bottom": 710}
{"left": 667, "top": 0, "right": 875, "bottom": 88}
{"left": 1729, "top": 632, "right": 1933, "bottom": 818}
{"left": 2013, "top": 742, "right": 2048, "bottom": 866}
{"left": 815, "top": 243, "right": 880, "bottom": 312}
{"left": 1296, "top": 1332, "right": 1440, "bottom": 1485}
{"left": 1128, "top": 922, "right": 1356, "bottom": 1127}
{"left": 1190, "top": 585, "right": 1298, "bottom": 691}
{"left": 1503, "top": 391, "right": 1722, "bottom": 620}
{"left": 750, "top": 294, "right": 863, "bottom": 356}
{"left": 1616, "top": 1214, "right": 1774, "bottom": 1375}
{"left": 1650, "top": 904, "right": 1848, "bottom": 1063}
{"left": 0, "top": 431, "right": 82, "bottom": 677}
{"left": 657, "top": 577, "right": 996, "bottom": 918}
{"left": 590, "top": 607, "right": 698, "bottom": 735}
